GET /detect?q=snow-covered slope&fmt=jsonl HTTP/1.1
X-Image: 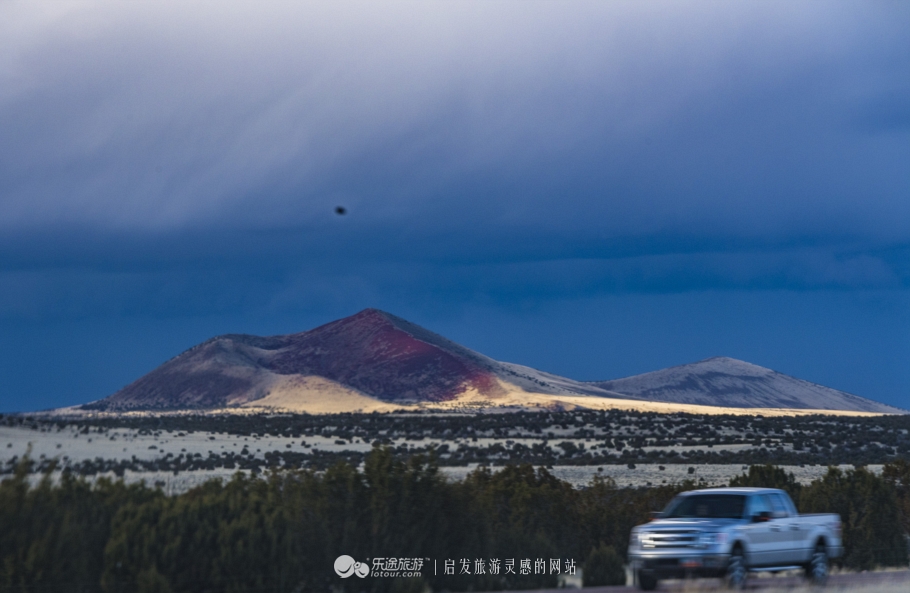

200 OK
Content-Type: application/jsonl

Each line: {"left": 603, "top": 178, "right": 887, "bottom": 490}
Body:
{"left": 591, "top": 357, "right": 905, "bottom": 414}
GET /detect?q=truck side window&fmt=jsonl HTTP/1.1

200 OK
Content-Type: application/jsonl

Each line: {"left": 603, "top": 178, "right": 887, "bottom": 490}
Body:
{"left": 768, "top": 493, "right": 789, "bottom": 518}
{"left": 779, "top": 492, "right": 798, "bottom": 515}
{"left": 748, "top": 494, "right": 771, "bottom": 518}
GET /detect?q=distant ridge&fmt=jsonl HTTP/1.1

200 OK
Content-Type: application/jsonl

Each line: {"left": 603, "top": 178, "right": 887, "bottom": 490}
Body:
{"left": 591, "top": 357, "right": 904, "bottom": 414}
{"left": 81, "top": 310, "right": 905, "bottom": 415}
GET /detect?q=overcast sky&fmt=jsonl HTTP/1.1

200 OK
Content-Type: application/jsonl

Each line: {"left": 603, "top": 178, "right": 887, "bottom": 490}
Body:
{"left": 1, "top": 1, "right": 909, "bottom": 412}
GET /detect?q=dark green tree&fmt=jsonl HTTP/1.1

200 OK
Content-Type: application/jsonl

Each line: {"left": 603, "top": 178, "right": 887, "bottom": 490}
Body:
{"left": 800, "top": 466, "right": 908, "bottom": 570}
{"left": 728, "top": 464, "right": 801, "bottom": 501}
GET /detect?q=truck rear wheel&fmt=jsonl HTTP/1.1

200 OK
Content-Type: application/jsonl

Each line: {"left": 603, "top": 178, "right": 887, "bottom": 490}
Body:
{"left": 637, "top": 570, "right": 658, "bottom": 591}
{"left": 725, "top": 546, "right": 747, "bottom": 590}
{"left": 805, "top": 542, "right": 828, "bottom": 586}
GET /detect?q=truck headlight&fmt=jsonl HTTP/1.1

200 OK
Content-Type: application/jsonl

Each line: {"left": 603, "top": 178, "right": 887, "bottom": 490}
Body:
{"left": 698, "top": 533, "right": 727, "bottom": 547}
{"left": 630, "top": 532, "right": 640, "bottom": 547}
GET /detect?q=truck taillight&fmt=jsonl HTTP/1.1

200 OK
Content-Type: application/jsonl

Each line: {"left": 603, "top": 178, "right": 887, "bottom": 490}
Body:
{"left": 834, "top": 522, "right": 842, "bottom": 537}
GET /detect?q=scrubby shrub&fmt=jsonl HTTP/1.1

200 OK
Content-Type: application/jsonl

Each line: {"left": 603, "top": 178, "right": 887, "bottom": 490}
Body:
{"left": 583, "top": 543, "right": 626, "bottom": 586}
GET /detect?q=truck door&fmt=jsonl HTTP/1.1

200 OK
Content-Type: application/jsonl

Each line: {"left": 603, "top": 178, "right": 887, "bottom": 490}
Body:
{"left": 766, "top": 493, "right": 796, "bottom": 565}
{"left": 741, "top": 494, "right": 774, "bottom": 566}
{"left": 742, "top": 494, "right": 793, "bottom": 566}
{"left": 770, "top": 492, "right": 808, "bottom": 562}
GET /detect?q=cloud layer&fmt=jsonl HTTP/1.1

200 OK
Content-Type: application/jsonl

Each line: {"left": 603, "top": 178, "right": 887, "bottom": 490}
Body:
{"left": 2, "top": 3, "right": 907, "bottom": 228}
{"left": 1, "top": 2, "right": 909, "bottom": 410}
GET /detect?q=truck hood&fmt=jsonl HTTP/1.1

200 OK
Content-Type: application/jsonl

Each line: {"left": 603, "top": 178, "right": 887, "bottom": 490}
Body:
{"left": 641, "top": 518, "right": 743, "bottom": 532}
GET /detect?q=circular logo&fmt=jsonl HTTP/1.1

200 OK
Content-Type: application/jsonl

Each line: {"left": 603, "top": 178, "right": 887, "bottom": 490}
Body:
{"left": 335, "top": 555, "right": 370, "bottom": 578}
{"left": 334, "top": 555, "right": 356, "bottom": 578}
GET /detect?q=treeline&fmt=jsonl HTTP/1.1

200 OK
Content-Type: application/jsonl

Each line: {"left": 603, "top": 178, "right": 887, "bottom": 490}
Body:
{"left": 1, "top": 451, "right": 909, "bottom": 593}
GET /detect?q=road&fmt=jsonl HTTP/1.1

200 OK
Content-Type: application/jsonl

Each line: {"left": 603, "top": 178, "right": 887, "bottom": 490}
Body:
{"left": 510, "top": 569, "right": 910, "bottom": 592}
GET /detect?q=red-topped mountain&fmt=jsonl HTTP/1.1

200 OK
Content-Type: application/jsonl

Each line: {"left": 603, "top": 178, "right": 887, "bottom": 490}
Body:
{"left": 83, "top": 309, "right": 905, "bottom": 415}
{"left": 267, "top": 308, "right": 504, "bottom": 402}
{"left": 87, "top": 309, "right": 619, "bottom": 412}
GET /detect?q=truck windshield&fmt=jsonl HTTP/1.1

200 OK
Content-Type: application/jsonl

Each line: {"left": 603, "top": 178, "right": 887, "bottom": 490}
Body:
{"left": 662, "top": 494, "right": 747, "bottom": 519}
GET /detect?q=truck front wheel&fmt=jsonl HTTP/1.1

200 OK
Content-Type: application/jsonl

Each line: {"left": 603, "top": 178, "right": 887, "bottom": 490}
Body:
{"left": 725, "top": 546, "right": 747, "bottom": 590}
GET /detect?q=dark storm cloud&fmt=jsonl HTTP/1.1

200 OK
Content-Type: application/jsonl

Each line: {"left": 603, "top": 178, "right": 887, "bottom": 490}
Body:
{"left": 1, "top": 0, "right": 909, "bottom": 318}
{"left": 0, "top": 227, "right": 907, "bottom": 324}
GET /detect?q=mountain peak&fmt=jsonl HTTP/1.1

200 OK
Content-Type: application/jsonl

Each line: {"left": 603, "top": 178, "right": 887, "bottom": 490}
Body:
{"left": 685, "top": 357, "right": 772, "bottom": 376}
{"left": 349, "top": 307, "right": 392, "bottom": 320}
{"left": 302, "top": 307, "right": 394, "bottom": 334}
{"left": 592, "top": 357, "right": 904, "bottom": 413}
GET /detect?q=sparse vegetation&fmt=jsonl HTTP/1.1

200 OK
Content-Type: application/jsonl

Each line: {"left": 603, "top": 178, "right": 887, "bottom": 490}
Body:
{"left": 1, "top": 447, "right": 908, "bottom": 592}
{"left": 4, "top": 410, "right": 910, "bottom": 475}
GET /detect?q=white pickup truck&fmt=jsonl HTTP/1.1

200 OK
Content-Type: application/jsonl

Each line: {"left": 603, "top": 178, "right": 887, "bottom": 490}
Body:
{"left": 628, "top": 487, "right": 843, "bottom": 590}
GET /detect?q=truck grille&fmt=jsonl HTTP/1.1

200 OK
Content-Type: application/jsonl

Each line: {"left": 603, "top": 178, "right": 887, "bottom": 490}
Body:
{"left": 640, "top": 530, "right": 699, "bottom": 548}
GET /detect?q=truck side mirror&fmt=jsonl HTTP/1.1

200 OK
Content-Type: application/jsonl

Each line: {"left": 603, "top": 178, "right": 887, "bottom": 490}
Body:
{"left": 649, "top": 511, "right": 662, "bottom": 521}
{"left": 752, "top": 511, "right": 772, "bottom": 523}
